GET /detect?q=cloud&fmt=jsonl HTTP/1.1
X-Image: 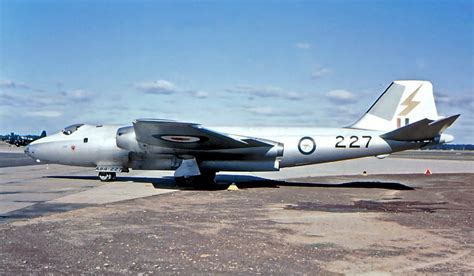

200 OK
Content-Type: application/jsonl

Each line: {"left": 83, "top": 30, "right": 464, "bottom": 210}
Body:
{"left": 0, "top": 79, "right": 38, "bottom": 91}
{"left": 227, "top": 85, "right": 303, "bottom": 100}
{"left": 0, "top": 91, "right": 17, "bottom": 106}
{"left": 191, "top": 90, "right": 209, "bottom": 99}
{"left": 0, "top": 79, "right": 95, "bottom": 124}
{"left": 25, "top": 110, "right": 62, "bottom": 118}
{"left": 0, "top": 80, "right": 17, "bottom": 88}
{"left": 243, "top": 105, "right": 312, "bottom": 118}
{"left": 459, "top": 97, "right": 474, "bottom": 110}
{"left": 321, "top": 88, "right": 361, "bottom": 124}
{"left": 326, "top": 89, "right": 355, "bottom": 103}
{"left": 133, "top": 79, "right": 208, "bottom": 99}
{"left": 295, "top": 42, "right": 311, "bottom": 49}
{"left": 67, "top": 89, "right": 88, "bottom": 99}
{"left": 133, "top": 80, "right": 177, "bottom": 94}
{"left": 334, "top": 105, "right": 360, "bottom": 116}
{"left": 435, "top": 93, "right": 454, "bottom": 106}
{"left": 60, "top": 89, "right": 92, "bottom": 102}
{"left": 245, "top": 106, "right": 275, "bottom": 116}
{"left": 311, "top": 66, "right": 331, "bottom": 79}
{"left": 435, "top": 92, "right": 473, "bottom": 109}
{"left": 5, "top": 89, "right": 91, "bottom": 109}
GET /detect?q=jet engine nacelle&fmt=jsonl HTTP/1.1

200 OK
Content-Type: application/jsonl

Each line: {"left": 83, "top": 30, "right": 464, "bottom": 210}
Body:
{"left": 116, "top": 126, "right": 141, "bottom": 152}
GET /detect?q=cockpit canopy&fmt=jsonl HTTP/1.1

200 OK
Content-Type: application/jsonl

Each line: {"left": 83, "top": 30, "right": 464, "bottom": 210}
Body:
{"left": 62, "top": 124, "right": 84, "bottom": 135}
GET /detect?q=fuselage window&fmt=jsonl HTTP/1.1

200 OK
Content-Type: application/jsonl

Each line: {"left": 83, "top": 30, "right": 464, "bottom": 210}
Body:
{"left": 84, "top": 138, "right": 88, "bottom": 143}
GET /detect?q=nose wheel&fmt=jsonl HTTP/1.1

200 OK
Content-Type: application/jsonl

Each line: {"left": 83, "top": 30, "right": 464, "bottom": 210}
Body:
{"left": 98, "top": 172, "right": 116, "bottom": 182}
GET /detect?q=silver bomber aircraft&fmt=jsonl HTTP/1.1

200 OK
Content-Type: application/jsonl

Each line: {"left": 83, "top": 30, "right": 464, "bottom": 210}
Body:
{"left": 25, "top": 80, "right": 459, "bottom": 185}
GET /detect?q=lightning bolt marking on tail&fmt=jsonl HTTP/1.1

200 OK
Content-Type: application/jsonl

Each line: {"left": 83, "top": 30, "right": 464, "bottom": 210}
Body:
{"left": 398, "top": 84, "right": 422, "bottom": 116}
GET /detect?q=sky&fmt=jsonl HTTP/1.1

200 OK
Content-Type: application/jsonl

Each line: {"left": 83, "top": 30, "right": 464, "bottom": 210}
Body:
{"left": 0, "top": 0, "right": 473, "bottom": 143}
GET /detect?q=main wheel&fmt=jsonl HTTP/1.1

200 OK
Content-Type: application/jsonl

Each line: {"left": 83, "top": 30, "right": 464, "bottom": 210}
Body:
{"left": 98, "top": 172, "right": 116, "bottom": 182}
{"left": 199, "top": 171, "right": 216, "bottom": 184}
{"left": 174, "top": 176, "right": 197, "bottom": 187}
{"left": 174, "top": 171, "right": 216, "bottom": 187}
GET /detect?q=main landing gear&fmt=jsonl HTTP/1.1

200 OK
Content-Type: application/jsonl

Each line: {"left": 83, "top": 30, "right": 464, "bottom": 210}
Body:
{"left": 98, "top": 172, "right": 116, "bottom": 182}
{"left": 174, "top": 171, "right": 216, "bottom": 187}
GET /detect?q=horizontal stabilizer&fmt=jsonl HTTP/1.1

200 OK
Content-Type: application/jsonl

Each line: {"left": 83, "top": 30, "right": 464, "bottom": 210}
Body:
{"left": 381, "top": 114, "right": 460, "bottom": 141}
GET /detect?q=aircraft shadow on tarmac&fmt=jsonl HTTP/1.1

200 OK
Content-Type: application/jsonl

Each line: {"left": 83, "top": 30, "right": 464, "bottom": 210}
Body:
{"left": 46, "top": 175, "right": 414, "bottom": 191}
{"left": 0, "top": 203, "right": 94, "bottom": 222}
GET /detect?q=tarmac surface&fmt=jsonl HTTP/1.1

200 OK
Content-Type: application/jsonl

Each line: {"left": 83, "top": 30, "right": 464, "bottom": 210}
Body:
{"left": 0, "top": 143, "right": 473, "bottom": 274}
{"left": 0, "top": 146, "right": 37, "bottom": 168}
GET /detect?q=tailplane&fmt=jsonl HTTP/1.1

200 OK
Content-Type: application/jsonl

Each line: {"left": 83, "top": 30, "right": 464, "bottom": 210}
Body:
{"left": 380, "top": 114, "right": 459, "bottom": 143}
{"left": 351, "top": 80, "right": 439, "bottom": 131}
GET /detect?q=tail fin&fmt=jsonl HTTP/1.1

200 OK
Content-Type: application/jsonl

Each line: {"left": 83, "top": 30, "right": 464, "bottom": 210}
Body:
{"left": 351, "top": 80, "right": 440, "bottom": 131}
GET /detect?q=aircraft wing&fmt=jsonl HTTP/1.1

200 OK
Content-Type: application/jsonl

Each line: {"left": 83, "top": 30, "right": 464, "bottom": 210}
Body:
{"left": 133, "top": 119, "right": 276, "bottom": 152}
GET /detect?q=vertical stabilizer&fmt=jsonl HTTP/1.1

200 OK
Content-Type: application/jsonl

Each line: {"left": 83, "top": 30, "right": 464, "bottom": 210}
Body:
{"left": 351, "top": 80, "right": 439, "bottom": 131}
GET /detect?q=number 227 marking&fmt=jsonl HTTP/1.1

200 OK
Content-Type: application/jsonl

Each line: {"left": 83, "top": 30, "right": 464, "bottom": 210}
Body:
{"left": 335, "top": 136, "right": 372, "bottom": 148}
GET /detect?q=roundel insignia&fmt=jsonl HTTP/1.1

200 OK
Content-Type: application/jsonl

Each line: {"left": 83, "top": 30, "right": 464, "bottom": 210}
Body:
{"left": 298, "top": 136, "right": 316, "bottom": 155}
{"left": 160, "top": 135, "right": 201, "bottom": 143}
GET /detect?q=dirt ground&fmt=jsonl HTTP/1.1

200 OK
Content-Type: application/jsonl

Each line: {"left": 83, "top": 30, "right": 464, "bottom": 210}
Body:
{"left": 1, "top": 173, "right": 473, "bottom": 274}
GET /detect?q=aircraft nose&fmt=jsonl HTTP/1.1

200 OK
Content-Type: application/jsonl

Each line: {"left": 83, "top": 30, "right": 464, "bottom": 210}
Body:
{"left": 24, "top": 144, "right": 33, "bottom": 157}
{"left": 24, "top": 143, "right": 40, "bottom": 160}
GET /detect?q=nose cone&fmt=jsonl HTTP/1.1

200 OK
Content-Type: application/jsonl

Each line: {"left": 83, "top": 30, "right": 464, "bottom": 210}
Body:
{"left": 24, "top": 144, "right": 35, "bottom": 159}
{"left": 24, "top": 137, "right": 44, "bottom": 160}
{"left": 24, "top": 135, "right": 58, "bottom": 163}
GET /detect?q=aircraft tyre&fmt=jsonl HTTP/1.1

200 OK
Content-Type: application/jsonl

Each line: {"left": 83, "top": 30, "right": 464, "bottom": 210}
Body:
{"left": 175, "top": 171, "right": 216, "bottom": 187}
{"left": 98, "top": 172, "right": 116, "bottom": 182}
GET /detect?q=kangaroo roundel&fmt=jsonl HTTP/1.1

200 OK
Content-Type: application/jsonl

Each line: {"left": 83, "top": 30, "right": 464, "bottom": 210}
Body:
{"left": 298, "top": 136, "right": 316, "bottom": 155}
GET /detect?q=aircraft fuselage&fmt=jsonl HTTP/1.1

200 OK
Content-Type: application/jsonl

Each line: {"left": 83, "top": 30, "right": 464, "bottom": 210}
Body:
{"left": 25, "top": 124, "right": 422, "bottom": 173}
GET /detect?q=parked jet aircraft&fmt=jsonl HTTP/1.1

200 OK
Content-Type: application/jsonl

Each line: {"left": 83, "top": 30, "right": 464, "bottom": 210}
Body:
{"left": 25, "top": 80, "right": 459, "bottom": 185}
{"left": 1, "top": 131, "right": 46, "bottom": 147}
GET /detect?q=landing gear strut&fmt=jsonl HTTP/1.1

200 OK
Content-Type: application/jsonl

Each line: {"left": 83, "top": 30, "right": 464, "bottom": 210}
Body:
{"left": 98, "top": 172, "right": 116, "bottom": 182}
{"left": 175, "top": 171, "right": 216, "bottom": 187}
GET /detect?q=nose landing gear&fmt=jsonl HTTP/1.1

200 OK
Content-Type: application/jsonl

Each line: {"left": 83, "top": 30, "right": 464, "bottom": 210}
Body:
{"left": 98, "top": 172, "right": 116, "bottom": 182}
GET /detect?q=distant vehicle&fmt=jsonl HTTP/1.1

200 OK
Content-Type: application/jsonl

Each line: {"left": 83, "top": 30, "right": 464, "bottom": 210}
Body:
{"left": 25, "top": 80, "right": 459, "bottom": 184}
{"left": 1, "top": 131, "right": 47, "bottom": 147}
